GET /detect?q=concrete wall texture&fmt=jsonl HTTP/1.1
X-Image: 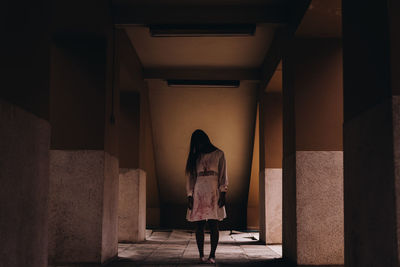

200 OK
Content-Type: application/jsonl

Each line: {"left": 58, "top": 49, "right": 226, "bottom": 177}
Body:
{"left": 49, "top": 150, "right": 118, "bottom": 264}
{"left": 259, "top": 168, "right": 282, "bottom": 244}
{"left": 118, "top": 169, "right": 146, "bottom": 242}
{"left": 0, "top": 100, "right": 51, "bottom": 267}
{"left": 282, "top": 38, "right": 344, "bottom": 265}
{"left": 102, "top": 153, "right": 119, "bottom": 263}
{"left": 265, "top": 168, "right": 282, "bottom": 244}
{"left": 296, "top": 151, "right": 344, "bottom": 264}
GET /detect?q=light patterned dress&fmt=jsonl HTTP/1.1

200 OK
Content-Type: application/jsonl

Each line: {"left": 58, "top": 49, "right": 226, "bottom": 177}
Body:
{"left": 186, "top": 149, "right": 228, "bottom": 222}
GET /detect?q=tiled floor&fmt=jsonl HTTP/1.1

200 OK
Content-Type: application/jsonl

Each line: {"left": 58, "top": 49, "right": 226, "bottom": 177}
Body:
{"left": 109, "top": 230, "right": 283, "bottom": 267}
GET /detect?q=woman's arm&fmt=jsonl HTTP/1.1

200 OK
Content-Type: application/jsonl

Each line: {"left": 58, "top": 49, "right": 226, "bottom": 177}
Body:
{"left": 186, "top": 173, "right": 195, "bottom": 210}
{"left": 186, "top": 173, "right": 195, "bottom": 197}
{"left": 218, "top": 152, "right": 228, "bottom": 208}
{"left": 218, "top": 152, "right": 228, "bottom": 193}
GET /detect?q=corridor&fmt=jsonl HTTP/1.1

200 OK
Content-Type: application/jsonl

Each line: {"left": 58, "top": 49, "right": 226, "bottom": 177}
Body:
{"left": 3, "top": 0, "right": 400, "bottom": 267}
{"left": 111, "top": 230, "right": 282, "bottom": 267}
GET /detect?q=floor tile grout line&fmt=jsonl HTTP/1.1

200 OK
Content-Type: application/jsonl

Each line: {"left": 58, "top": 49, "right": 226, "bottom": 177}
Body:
{"left": 117, "top": 244, "right": 131, "bottom": 254}
{"left": 177, "top": 231, "right": 193, "bottom": 266}
{"left": 141, "top": 231, "right": 172, "bottom": 262}
{"left": 235, "top": 235, "right": 251, "bottom": 263}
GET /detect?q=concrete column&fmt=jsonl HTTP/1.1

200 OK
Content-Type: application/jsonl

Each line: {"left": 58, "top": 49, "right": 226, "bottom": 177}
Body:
{"left": 118, "top": 169, "right": 146, "bottom": 242}
{"left": 49, "top": 151, "right": 118, "bottom": 264}
{"left": 48, "top": 2, "right": 119, "bottom": 264}
{"left": 282, "top": 38, "right": 344, "bottom": 265}
{"left": 117, "top": 29, "right": 160, "bottom": 227}
{"left": 0, "top": 100, "right": 50, "bottom": 267}
{"left": 259, "top": 169, "right": 282, "bottom": 244}
{"left": 259, "top": 92, "right": 283, "bottom": 244}
{"left": 139, "top": 86, "right": 161, "bottom": 228}
{"left": 343, "top": 1, "right": 400, "bottom": 266}
{"left": 1, "top": 2, "right": 51, "bottom": 265}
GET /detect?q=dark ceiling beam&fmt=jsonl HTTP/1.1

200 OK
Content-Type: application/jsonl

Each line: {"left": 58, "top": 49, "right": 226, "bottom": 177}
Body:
{"left": 143, "top": 68, "right": 261, "bottom": 81}
{"left": 113, "top": 5, "right": 288, "bottom": 25}
{"left": 258, "top": 28, "right": 286, "bottom": 94}
{"left": 117, "top": 29, "right": 146, "bottom": 91}
{"left": 257, "top": 0, "right": 311, "bottom": 96}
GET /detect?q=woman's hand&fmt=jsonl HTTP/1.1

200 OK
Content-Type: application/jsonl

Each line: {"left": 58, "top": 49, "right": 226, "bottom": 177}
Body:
{"left": 188, "top": 196, "right": 194, "bottom": 210}
{"left": 218, "top": 192, "right": 226, "bottom": 208}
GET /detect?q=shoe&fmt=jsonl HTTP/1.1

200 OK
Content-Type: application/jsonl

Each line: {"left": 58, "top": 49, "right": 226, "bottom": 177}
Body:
{"left": 207, "top": 257, "right": 216, "bottom": 264}
{"left": 200, "top": 256, "right": 208, "bottom": 263}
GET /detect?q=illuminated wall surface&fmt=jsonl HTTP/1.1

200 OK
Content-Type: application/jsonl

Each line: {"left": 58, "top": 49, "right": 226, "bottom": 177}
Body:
{"left": 147, "top": 80, "right": 257, "bottom": 228}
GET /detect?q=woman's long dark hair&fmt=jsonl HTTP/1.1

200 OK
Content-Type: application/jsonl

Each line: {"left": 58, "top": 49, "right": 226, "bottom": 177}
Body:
{"left": 185, "top": 129, "right": 218, "bottom": 177}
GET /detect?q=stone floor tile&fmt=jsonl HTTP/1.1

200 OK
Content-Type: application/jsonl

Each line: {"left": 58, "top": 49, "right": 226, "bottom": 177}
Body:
{"left": 111, "top": 229, "right": 282, "bottom": 267}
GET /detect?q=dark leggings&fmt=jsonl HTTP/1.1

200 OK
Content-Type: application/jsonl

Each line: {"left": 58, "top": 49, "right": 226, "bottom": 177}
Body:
{"left": 195, "top": 220, "right": 219, "bottom": 258}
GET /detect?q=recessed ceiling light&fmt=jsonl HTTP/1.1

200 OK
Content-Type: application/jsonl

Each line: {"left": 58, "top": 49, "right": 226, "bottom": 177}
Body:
{"left": 149, "top": 24, "right": 256, "bottom": 37}
{"left": 167, "top": 80, "right": 240, "bottom": 88}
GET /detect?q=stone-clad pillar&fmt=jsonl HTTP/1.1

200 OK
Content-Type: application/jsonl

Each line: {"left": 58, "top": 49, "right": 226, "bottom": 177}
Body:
{"left": 343, "top": 1, "right": 400, "bottom": 266}
{"left": 282, "top": 38, "right": 344, "bottom": 265}
{"left": 117, "top": 29, "right": 160, "bottom": 228}
{"left": 118, "top": 169, "right": 146, "bottom": 242}
{"left": 0, "top": 101, "right": 51, "bottom": 267}
{"left": 259, "top": 92, "right": 283, "bottom": 244}
{"left": 48, "top": 1, "right": 119, "bottom": 265}
{"left": 1, "top": 1, "right": 51, "bottom": 266}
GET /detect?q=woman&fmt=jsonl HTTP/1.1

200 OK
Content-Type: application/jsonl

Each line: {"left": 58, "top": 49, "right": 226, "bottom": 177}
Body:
{"left": 185, "top": 129, "right": 228, "bottom": 264}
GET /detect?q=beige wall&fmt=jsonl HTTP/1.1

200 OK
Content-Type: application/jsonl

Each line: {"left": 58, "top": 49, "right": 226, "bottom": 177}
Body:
{"left": 247, "top": 105, "right": 260, "bottom": 230}
{"left": 147, "top": 79, "right": 257, "bottom": 229}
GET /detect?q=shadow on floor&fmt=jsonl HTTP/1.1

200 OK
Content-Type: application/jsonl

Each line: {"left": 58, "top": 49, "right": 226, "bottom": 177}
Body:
{"left": 107, "top": 257, "right": 289, "bottom": 267}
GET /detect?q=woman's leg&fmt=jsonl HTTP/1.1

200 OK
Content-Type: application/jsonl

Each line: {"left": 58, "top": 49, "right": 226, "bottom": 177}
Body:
{"left": 195, "top": 220, "right": 206, "bottom": 258}
{"left": 208, "top": 219, "right": 219, "bottom": 259}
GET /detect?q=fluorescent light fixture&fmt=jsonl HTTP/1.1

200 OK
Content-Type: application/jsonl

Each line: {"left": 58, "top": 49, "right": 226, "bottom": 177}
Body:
{"left": 149, "top": 24, "right": 256, "bottom": 37}
{"left": 167, "top": 80, "right": 240, "bottom": 88}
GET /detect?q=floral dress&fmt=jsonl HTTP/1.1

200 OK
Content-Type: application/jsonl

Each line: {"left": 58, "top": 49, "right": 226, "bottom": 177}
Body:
{"left": 186, "top": 149, "right": 228, "bottom": 222}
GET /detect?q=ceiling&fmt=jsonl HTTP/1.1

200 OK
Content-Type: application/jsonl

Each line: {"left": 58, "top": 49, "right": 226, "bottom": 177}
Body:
{"left": 125, "top": 24, "right": 275, "bottom": 69}
{"left": 265, "top": 0, "right": 342, "bottom": 93}
{"left": 265, "top": 61, "right": 282, "bottom": 92}
{"left": 296, "top": 0, "right": 342, "bottom": 38}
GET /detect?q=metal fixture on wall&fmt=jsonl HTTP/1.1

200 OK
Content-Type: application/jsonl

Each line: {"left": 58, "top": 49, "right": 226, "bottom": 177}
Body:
{"left": 167, "top": 80, "right": 240, "bottom": 88}
{"left": 149, "top": 24, "right": 256, "bottom": 37}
